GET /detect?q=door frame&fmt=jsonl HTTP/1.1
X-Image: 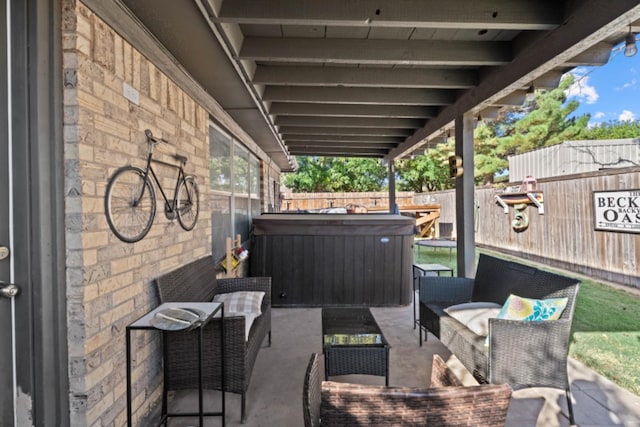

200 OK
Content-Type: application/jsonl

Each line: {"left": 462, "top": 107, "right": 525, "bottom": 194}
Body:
{"left": 1, "top": 0, "right": 14, "bottom": 421}
{"left": 9, "top": 0, "right": 68, "bottom": 424}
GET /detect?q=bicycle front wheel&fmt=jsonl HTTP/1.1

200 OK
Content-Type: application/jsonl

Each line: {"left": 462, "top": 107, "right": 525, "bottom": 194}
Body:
{"left": 176, "top": 176, "right": 199, "bottom": 231}
{"left": 105, "top": 166, "right": 156, "bottom": 243}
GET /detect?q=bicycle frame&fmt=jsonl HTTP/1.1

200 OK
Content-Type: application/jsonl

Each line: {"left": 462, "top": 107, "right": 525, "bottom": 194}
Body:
{"left": 134, "top": 138, "right": 190, "bottom": 213}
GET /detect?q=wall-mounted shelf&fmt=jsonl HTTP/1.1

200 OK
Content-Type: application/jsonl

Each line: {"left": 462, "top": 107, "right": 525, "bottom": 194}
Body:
{"left": 495, "top": 191, "right": 544, "bottom": 215}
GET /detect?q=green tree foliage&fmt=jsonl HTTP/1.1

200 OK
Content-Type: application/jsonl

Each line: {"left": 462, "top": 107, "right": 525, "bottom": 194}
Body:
{"left": 395, "top": 148, "right": 452, "bottom": 192}
{"left": 473, "top": 74, "right": 590, "bottom": 183}
{"left": 282, "top": 156, "right": 331, "bottom": 192}
{"left": 283, "top": 156, "right": 387, "bottom": 192}
{"left": 580, "top": 120, "right": 640, "bottom": 139}
{"left": 473, "top": 121, "right": 506, "bottom": 184}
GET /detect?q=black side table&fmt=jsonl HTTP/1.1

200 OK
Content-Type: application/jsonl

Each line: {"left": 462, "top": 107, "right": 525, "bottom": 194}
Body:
{"left": 126, "top": 302, "right": 225, "bottom": 426}
{"left": 413, "top": 263, "right": 453, "bottom": 330}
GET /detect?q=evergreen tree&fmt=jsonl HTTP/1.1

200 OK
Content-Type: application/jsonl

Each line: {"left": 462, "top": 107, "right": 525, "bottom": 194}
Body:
{"left": 474, "top": 74, "right": 589, "bottom": 182}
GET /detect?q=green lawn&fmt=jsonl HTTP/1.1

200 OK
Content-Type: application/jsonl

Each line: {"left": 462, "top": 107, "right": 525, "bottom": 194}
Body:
{"left": 413, "top": 243, "right": 640, "bottom": 396}
{"left": 570, "top": 279, "right": 640, "bottom": 395}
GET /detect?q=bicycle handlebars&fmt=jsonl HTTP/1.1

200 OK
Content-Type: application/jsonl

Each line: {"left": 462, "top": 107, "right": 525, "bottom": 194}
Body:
{"left": 144, "top": 129, "right": 168, "bottom": 145}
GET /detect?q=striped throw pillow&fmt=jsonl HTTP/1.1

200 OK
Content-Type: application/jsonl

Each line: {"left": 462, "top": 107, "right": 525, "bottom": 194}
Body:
{"left": 213, "top": 291, "right": 265, "bottom": 314}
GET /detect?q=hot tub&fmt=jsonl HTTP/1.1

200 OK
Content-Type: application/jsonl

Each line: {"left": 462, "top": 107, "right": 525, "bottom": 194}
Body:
{"left": 250, "top": 214, "right": 414, "bottom": 307}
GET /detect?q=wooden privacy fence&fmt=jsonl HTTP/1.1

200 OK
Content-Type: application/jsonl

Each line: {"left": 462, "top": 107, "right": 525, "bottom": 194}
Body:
{"left": 416, "top": 167, "right": 640, "bottom": 288}
{"left": 280, "top": 192, "right": 441, "bottom": 237}
{"left": 279, "top": 168, "right": 639, "bottom": 288}
{"left": 280, "top": 191, "right": 414, "bottom": 211}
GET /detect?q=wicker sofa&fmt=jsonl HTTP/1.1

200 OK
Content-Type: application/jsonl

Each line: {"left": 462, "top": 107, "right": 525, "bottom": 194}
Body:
{"left": 303, "top": 353, "right": 512, "bottom": 426}
{"left": 418, "top": 254, "right": 580, "bottom": 424}
{"left": 155, "top": 256, "right": 271, "bottom": 423}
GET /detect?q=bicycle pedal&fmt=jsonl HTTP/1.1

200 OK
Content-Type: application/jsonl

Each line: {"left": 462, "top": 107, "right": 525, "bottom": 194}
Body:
{"left": 164, "top": 205, "right": 177, "bottom": 220}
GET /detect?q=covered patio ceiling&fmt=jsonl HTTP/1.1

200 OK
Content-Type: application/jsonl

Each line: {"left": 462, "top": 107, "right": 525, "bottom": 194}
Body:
{"left": 110, "top": 1, "right": 640, "bottom": 172}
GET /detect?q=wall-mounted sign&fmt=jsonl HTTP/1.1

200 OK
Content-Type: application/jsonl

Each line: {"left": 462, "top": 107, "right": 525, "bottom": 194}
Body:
{"left": 593, "top": 189, "right": 640, "bottom": 233}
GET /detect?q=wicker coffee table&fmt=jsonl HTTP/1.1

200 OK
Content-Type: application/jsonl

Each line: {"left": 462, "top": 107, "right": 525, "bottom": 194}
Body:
{"left": 322, "top": 307, "right": 390, "bottom": 385}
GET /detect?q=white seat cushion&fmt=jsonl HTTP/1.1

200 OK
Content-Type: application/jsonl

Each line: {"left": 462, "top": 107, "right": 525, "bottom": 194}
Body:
{"left": 444, "top": 302, "right": 502, "bottom": 337}
{"left": 213, "top": 311, "right": 258, "bottom": 340}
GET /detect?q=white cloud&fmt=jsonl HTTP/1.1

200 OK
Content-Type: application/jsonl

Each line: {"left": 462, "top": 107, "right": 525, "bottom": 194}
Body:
{"left": 565, "top": 69, "right": 599, "bottom": 104}
{"left": 593, "top": 111, "right": 606, "bottom": 119}
{"left": 615, "top": 78, "right": 638, "bottom": 91}
{"left": 619, "top": 110, "right": 635, "bottom": 121}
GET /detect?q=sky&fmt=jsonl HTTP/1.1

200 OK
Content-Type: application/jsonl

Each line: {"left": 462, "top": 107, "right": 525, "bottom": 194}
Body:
{"left": 566, "top": 40, "right": 640, "bottom": 126}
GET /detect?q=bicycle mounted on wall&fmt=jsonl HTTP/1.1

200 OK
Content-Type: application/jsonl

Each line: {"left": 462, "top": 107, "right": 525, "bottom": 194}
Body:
{"left": 104, "top": 129, "right": 200, "bottom": 243}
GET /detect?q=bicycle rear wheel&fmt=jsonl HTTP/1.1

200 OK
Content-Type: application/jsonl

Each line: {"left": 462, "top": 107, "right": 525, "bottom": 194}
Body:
{"left": 105, "top": 166, "right": 156, "bottom": 243}
{"left": 176, "top": 176, "right": 199, "bottom": 231}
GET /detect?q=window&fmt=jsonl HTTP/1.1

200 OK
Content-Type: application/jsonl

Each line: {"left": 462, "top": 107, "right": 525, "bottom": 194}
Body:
{"left": 209, "top": 125, "right": 232, "bottom": 261}
{"left": 234, "top": 143, "right": 250, "bottom": 241}
{"left": 209, "top": 123, "right": 261, "bottom": 260}
{"left": 250, "top": 156, "right": 261, "bottom": 218}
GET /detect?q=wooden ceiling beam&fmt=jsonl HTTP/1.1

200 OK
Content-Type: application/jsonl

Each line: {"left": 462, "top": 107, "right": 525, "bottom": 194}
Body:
{"left": 263, "top": 86, "right": 456, "bottom": 106}
{"left": 532, "top": 70, "right": 564, "bottom": 90}
{"left": 240, "top": 37, "right": 512, "bottom": 66}
{"left": 285, "top": 141, "right": 398, "bottom": 149}
{"left": 491, "top": 90, "right": 527, "bottom": 106}
{"left": 269, "top": 103, "right": 438, "bottom": 118}
{"left": 218, "top": 0, "right": 561, "bottom": 30}
{"left": 253, "top": 65, "right": 477, "bottom": 88}
{"left": 564, "top": 42, "right": 613, "bottom": 67}
{"left": 275, "top": 116, "right": 424, "bottom": 128}
{"left": 278, "top": 126, "right": 413, "bottom": 137}
{"left": 280, "top": 134, "right": 404, "bottom": 143}
{"left": 288, "top": 146, "right": 387, "bottom": 157}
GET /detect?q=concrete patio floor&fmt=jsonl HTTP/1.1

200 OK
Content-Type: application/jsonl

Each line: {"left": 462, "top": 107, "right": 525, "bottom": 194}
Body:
{"left": 166, "top": 304, "right": 640, "bottom": 427}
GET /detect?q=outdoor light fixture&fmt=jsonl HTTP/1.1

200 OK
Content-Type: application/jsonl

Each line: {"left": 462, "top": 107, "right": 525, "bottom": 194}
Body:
{"left": 625, "top": 27, "right": 637, "bottom": 57}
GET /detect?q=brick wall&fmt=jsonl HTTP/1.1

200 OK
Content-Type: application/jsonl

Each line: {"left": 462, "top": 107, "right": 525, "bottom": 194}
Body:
{"left": 63, "top": 1, "right": 212, "bottom": 424}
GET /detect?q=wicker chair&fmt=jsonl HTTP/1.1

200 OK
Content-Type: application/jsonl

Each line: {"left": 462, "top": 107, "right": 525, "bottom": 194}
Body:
{"left": 419, "top": 254, "right": 580, "bottom": 424}
{"left": 155, "top": 256, "right": 271, "bottom": 423}
{"left": 303, "top": 353, "right": 512, "bottom": 426}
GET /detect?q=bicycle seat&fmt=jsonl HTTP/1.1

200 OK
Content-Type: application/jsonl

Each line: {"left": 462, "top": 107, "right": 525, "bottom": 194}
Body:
{"left": 174, "top": 154, "right": 188, "bottom": 164}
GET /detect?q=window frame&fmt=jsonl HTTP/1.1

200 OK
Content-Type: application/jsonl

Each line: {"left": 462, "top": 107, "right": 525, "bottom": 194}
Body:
{"left": 209, "top": 121, "right": 262, "bottom": 257}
